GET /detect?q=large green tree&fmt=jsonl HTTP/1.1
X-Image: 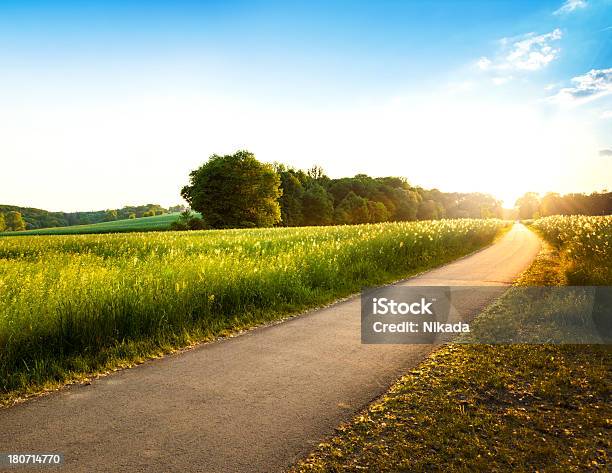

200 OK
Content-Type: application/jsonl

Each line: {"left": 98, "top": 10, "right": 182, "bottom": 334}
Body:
{"left": 181, "top": 150, "right": 282, "bottom": 228}
{"left": 0, "top": 213, "right": 6, "bottom": 232}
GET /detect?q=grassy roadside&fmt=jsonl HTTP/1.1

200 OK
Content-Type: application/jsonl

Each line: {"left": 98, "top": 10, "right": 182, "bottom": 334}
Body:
{"left": 530, "top": 215, "right": 612, "bottom": 286}
{"left": 291, "top": 242, "right": 611, "bottom": 472}
{"left": 0, "top": 222, "right": 510, "bottom": 407}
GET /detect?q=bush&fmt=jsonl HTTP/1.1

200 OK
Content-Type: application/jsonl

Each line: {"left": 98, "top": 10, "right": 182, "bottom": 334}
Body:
{"left": 170, "top": 210, "right": 207, "bottom": 231}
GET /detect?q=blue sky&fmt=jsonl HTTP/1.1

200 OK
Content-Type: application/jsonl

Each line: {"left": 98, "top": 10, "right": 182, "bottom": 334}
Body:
{"left": 1, "top": 0, "right": 611, "bottom": 210}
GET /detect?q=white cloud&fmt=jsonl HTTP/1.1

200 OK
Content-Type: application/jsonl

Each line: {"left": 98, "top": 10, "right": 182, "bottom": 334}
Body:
{"left": 599, "top": 149, "right": 612, "bottom": 157}
{"left": 554, "top": 0, "right": 587, "bottom": 15}
{"left": 601, "top": 110, "right": 612, "bottom": 119}
{"left": 505, "top": 29, "right": 562, "bottom": 71}
{"left": 477, "top": 29, "right": 563, "bottom": 76}
{"left": 550, "top": 68, "right": 612, "bottom": 105}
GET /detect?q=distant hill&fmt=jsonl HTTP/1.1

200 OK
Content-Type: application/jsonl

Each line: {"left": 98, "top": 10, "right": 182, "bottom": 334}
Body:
{"left": 0, "top": 204, "right": 186, "bottom": 231}
{"left": 1, "top": 212, "right": 184, "bottom": 236}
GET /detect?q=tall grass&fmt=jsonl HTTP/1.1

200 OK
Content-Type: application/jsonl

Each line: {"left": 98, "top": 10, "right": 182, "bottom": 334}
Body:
{"left": 0, "top": 219, "right": 506, "bottom": 399}
{"left": 531, "top": 215, "right": 612, "bottom": 285}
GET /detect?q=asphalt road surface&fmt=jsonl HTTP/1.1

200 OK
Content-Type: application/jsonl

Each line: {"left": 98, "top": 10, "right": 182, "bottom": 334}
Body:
{"left": 0, "top": 224, "right": 540, "bottom": 473}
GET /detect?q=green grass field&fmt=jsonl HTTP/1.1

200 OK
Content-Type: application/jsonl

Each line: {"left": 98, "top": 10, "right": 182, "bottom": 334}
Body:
{"left": 0, "top": 219, "right": 507, "bottom": 403}
{"left": 0, "top": 213, "right": 181, "bottom": 236}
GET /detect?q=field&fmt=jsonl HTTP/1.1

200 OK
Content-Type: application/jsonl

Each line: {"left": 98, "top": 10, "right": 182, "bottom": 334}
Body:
{"left": 0, "top": 219, "right": 506, "bottom": 403}
{"left": 0, "top": 213, "right": 181, "bottom": 236}
{"left": 531, "top": 215, "right": 612, "bottom": 285}
{"left": 293, "top": 215, "right": 611, "bottom": 472}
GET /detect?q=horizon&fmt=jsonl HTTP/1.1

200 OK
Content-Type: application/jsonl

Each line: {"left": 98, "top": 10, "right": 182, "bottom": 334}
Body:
{"left": 1, "top": 0, "right": 611, "bottom": 211}
{"left": 1, "top": 172, "right": 609, "bottom": 214}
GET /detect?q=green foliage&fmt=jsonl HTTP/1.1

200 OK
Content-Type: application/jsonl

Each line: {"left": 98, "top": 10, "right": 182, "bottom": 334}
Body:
{"left": 179, "top": 157, "right": 502, "bottom": 230}
{"left": 181, "top": 150, "right": 282, "bottom": 228}
{"left": 416, "top": 199, "right": 443, "bottom": 220}
{"left": 394, "top": 188, "right": 420, "bottom": 220}
{"left": 169, "top": 210, "right": 207, "bottom": 231}
{"left": 517, "top": 191, "right": 612, "bottom": 219}
{"left": 0, "top": 219, "right": 506, "bottom": 401}
{"left": 4, "top": 211, "right": 26, "bottom": 231}
{"left": 327, "top": 175, "right": 420, "bottom": 223}
{"left": 272, "top": 166, "right": 501, "bottom": 227}
{"left": 335, "top": 191, "right": 369, "bottom": 224}
{"left": 277, "top": 168, "right": 305, "bottom": 226}
{"left": 367, "top": 200, "right": 389, "bottom": 223}
{"left": 168, "top": 204, "right": 187, "bottom": 213}
{"left": 0, "top": 213, "right": 5, "bottom": 232}
{"left": 104, "top": 209, "right": 118, "bottom": 222}
{"left": 302, "top": 183, "right": 334, "bottom": 225}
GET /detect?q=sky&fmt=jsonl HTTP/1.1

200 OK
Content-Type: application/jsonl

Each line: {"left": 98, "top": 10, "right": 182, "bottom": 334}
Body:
{"left": 1, "top": 0, "right": 611, "bottom": 211}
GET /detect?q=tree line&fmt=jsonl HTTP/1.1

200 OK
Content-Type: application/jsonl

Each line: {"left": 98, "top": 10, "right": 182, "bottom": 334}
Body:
{"left": 515, "top": 191, "right": 612, "bottom": 220}
{"left": 273, "top": 165, "right": 505, "bottom": 226}
{"left": 179, "top": 150, "right": 504, "bottom": 229}
{"left": 6, "top": 150, "right": 607, "bottom": 233}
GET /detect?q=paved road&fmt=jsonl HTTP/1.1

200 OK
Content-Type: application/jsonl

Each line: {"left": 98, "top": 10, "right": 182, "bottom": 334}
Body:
{"left": 0, "top": 224, "right": 540, "bottom": 473}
